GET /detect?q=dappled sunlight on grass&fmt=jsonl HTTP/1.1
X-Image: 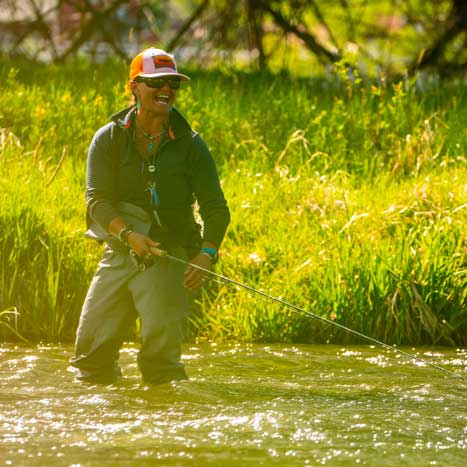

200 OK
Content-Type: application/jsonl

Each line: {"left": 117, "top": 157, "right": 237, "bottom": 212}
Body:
{"left": 1, "top": 60, "right": 467, "bottom": 344}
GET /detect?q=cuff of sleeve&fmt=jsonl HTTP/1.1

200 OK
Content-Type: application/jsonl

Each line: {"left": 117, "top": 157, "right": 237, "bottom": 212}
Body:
{"left": 89, "top": 201, "right": 120, "bottom": 231}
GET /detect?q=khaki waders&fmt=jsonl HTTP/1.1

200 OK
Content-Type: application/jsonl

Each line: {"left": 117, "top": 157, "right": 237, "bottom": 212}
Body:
{"left": 70, "top": 246, "right": 190, "bottom": 384}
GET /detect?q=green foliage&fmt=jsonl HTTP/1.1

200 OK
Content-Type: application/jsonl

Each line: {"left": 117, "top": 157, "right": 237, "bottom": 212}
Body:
{"left": 0, "top": 308, "right": 28, "bottom": 342}
{"left": 1, "top": 59, "right": 467, "bottom": 344}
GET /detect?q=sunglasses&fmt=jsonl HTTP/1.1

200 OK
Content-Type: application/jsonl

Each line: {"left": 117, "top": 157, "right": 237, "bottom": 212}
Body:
{"left": 135, "top": 76, "right": 181, "bottom": 89}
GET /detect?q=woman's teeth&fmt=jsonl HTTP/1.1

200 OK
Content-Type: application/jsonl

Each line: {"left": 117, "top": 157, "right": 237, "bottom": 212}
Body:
{"left": 156, "top": 95, "right": 169, "bottom": 103}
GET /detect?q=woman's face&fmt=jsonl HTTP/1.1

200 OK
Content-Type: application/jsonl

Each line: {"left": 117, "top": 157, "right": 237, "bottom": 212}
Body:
{"left": 131, "top": 77, "right": 178, "bottom": 117}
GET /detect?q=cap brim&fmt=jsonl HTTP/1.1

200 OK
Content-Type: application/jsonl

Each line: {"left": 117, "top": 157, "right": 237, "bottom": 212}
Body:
{"left": 139, "top": 72, "right": 190, "bottom": 81}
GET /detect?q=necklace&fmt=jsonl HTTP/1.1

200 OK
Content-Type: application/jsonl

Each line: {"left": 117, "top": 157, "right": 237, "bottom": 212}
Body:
{"left": 135, "top": 118, "right": 166, "bottom": 154}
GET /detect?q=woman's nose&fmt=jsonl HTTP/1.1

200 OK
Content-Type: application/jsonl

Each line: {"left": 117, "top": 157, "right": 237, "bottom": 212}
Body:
{"left": 160, "top": 81, "right": 171, "bottom": 91}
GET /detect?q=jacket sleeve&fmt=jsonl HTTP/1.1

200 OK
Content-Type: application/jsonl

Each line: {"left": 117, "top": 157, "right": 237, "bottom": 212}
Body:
{"left": 85, "top": 124, "right": 121, "bottom": 230}
{"left": 189, "top": 134, "right": 230, "bottom": 249}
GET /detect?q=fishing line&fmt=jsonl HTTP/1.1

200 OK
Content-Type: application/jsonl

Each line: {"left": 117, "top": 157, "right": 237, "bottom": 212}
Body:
{"left": 157, "top": 249, "right": 467, "bottom": 382}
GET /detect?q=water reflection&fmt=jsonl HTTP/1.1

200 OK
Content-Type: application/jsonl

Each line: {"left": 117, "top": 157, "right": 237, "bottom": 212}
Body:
{"left": 0, "top": 344, "right": 466, "bottom": 466}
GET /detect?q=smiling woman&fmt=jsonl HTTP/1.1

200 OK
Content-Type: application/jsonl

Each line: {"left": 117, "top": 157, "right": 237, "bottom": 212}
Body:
{"left": 68, "top": 48, "right": 230, "bottom": 385}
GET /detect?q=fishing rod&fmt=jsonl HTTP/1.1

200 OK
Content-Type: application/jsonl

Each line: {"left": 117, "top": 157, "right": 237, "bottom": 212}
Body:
{"left": 148, "top": 247, "right": 467, "bottom": 382}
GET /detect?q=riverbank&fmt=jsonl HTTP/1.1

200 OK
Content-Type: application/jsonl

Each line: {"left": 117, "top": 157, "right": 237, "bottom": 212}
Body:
{"left": 1, "top": 60, "right": 467, "bottom": 344}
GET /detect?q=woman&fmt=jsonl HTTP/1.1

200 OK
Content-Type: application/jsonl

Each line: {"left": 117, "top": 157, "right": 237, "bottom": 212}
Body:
{"left": 70, "top": 48, "right": 230, "bottom": 385}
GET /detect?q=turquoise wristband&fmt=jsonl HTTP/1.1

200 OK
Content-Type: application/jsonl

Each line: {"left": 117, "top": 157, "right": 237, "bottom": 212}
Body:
{"left": 201, "top": 247, "right": 217, "bottom": 256}
{"left": 201, "top": 247, "right": 217, "bottom": 261}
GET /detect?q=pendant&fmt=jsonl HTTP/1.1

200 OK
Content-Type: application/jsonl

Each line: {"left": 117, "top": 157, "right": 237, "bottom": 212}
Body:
{"left": 148, "top": 164, "right": 156, "bottom": 173}
{"left": 148, "top": 141, "right": 155, "bottom": 153}
{"left": 150, "top": 184, "right": 160, "bottom": 207}
{"left": 152, "top": 209, "right": 162, "bottom": 226}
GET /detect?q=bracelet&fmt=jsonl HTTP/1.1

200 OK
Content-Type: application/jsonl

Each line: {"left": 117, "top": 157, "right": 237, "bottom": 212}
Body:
{"left": 200, "top": 252, "right": 214, "bottom": 261}
{"left": 200, "top": 247, "right": 217, "bottom": 261}
{"left": 118, "top": 225, "right": 134, "bottom": 246}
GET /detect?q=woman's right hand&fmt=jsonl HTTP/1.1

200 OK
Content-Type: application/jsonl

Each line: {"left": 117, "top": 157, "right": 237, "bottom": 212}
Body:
{"left": 127, "top": 232, "right": 160, "bottom": 259}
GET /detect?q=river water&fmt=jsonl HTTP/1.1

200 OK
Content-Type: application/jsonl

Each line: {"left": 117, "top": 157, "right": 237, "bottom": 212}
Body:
{"left": 0, "top": 343, "right": 465, "bottom": 466}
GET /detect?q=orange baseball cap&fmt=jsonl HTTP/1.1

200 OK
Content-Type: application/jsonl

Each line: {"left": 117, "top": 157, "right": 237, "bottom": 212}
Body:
{"left": 129, "top": 48, "right": 190, "bottom": 81}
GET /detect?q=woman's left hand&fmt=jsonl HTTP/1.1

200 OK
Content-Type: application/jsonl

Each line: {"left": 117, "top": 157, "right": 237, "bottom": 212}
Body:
{"left": 184, "top": 253, "right": 212, "bottom": 290}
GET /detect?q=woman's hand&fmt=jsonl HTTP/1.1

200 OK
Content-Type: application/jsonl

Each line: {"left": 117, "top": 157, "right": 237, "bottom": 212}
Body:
{"left": 184, "top": 253, "right": 212, "bottom": 290}
{"left": 127, "top": 232, "right": 160, "bottom": 259}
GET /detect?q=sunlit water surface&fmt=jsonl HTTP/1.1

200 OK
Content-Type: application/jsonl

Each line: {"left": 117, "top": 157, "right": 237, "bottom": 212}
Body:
{"left": 0, "top": 343, "right": 466, "bottom": 466}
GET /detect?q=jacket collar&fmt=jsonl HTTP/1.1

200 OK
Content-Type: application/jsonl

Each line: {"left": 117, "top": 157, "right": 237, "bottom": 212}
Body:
{"left": 109, "top": 105, "right": 193, "bottom": 140}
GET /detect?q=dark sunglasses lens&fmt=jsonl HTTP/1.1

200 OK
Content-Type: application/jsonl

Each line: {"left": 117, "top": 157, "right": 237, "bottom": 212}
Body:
{"left": 168, "top": 79, "right": 181, "bottom": 89}
{"left": 143, "top": 78, "right": 181, "bottom": 89}
{"left": 143, "top": 78, "right": 164, "bottom": 88}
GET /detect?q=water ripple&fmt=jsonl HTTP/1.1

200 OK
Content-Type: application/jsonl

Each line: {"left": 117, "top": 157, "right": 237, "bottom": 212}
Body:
{"left": 0, "top": 343, "right": 465, "bottom": 466}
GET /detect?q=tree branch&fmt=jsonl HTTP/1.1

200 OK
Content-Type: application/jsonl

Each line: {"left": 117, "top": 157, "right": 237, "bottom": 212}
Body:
{"left": 309, "top": 0, "right": 340, "bottom": 51}
{"left": 166, "top": 0, "right": 210, "bottom": 51}
{"left": 409, "top": 0, "right": 467, "bottom": 72}
{"left": 27, "top": 0, "right": 60, "bottom": 60}
{"left": 248, "top": 0, "right": 267, "bottom": 69}
{"left": 256, "top": 0, "right": 341, "bottom": 63}
{"left": 56, "top": 0, "right": 128, "bottom": 62}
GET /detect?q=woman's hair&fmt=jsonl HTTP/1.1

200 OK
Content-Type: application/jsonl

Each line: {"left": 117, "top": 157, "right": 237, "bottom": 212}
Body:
{"left": 126, "top": 80, "right": 137, "bottom": 105}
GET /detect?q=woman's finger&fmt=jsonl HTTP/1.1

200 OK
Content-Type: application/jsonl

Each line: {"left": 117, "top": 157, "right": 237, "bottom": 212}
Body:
{"left": 185, "top": 269, "right": 208, "bottom": 289}
{"left": 147, "top": 238, "right": 160, "bottom": 247}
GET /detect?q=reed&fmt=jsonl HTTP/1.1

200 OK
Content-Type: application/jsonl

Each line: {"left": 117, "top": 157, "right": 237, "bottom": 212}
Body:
{"left": 1, "top": 59, "right": 467, "bottom": 344}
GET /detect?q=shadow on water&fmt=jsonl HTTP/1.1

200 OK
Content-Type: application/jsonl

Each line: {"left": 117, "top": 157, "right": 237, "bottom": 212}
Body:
{"left": 0, "top": 343, "right": 466, "bottom": 466}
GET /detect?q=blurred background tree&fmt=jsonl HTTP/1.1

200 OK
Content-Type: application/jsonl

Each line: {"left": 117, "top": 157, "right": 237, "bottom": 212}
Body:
{"left": 0, "top": 0, "right": 466, "bottom": 77}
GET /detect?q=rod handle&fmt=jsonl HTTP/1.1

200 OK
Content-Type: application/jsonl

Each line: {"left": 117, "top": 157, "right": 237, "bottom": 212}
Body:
{"left": 149, "top": 246, "right": 168, "bottom": 257}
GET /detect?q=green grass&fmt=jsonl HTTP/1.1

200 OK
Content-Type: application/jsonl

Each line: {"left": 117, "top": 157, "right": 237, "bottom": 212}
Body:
{"left": 1, "top": 59, "right": 467, "bottom": 345}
